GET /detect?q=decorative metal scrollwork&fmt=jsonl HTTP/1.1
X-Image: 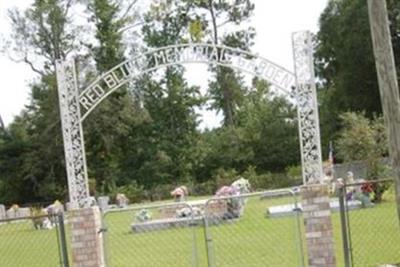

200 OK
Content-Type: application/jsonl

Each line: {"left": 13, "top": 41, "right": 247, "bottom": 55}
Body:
{"left": 56, "top": 36, "right": 323, "bottom": 207}
{"left": 292, "top": 31, "right": 323, "bottom": 184}
{"left": 56, "top": 60, "right": 89, "bottom": 208}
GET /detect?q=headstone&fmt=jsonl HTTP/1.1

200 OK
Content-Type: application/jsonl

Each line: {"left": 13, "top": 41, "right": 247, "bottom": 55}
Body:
{"left": 46, "top": 201, "right": 65, "bottom": 214}
{"left": 16, "top": 207, "right": 31, "bottom": 218}
{"left": 6, "top": 208, "right": 16, "bottom": 219}
{"left": 116, "top": 193, "right": 128, "bottom": 208}
{"left": 0, "top": 204, "right": 6, "bottom": 220}
{"left": 98, "top": 196, "right": 110, "bottom": 211}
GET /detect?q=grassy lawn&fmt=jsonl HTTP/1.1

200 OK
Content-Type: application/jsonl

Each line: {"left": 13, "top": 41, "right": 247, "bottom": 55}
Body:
{"left": 103, "top": 195, "right": 400, "bottom": 267}
{"left": 340, "top": 202, "right": 400, "bottom": 267}
{"left": 0, "top": 195, "right": 399, "bottom": 267}
{"left": 0, "top": 220, "right": 62, "bottom": 267}
{"left": 104, "top": 195, "right": 306, "bottom": 267}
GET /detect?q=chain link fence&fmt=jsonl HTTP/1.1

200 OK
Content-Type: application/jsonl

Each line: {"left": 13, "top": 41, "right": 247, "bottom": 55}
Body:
{"left": 102, "top": 189, "right": 305, "bottom": 267}
{"left": 0, "top": 213, "right": 69, "bottom": 267}
{"left": 103, "top": 202, "right": 200, "bottom": 267}
{"left": 204, "top": 191, "right": 305, "bottom": 267}
{"left": 339, "top": 179, "right": 400, "bottom": 267}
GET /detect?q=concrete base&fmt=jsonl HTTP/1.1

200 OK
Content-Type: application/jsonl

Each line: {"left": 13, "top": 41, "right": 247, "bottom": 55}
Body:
{"left": 266, "top": 198, "right": 373, "bottom": 218}
{"left": 131, "top": 215, "right": 237, "bottom": 233}
{"left": 132, "top": 216, "right": 203, "bottom": 232}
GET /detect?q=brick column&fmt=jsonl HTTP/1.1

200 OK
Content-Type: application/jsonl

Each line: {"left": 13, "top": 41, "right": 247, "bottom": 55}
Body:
{"left": 70, "top": 206, "right": 105, "bottom": 267}
{"left": 301, "top": 184, "right": 336, "bottom": 267}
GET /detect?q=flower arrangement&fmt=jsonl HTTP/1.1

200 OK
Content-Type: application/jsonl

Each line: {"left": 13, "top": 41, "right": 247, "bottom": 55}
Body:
{"left": 135, "top": 209, "right": 152, "bottom": 222}
{"left": 358, "top": 181, "right": 374, "bottom": 207}
{"left": 214, "top": 177, "right": 251, "bottom": 219}
{"left": 170, "top": 186, "right": 188, "bottom": 202}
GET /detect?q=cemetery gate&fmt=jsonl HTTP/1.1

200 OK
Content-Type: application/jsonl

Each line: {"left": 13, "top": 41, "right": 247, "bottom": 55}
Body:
{"left": 56, "top": 31, "right": 323, "bottom": 209}
{"left": 101, "top": 189, "right": 306, "bottom": 267}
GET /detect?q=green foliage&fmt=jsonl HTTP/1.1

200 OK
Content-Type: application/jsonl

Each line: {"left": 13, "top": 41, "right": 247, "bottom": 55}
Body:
{"left": 336, "top": 112, "right": 387, "bottom": 164}
{"left": 382, "top": 183, "right": 396, "bottom": 202}
{"left": 336, "top": 112, "right": 390, "bottom": 201}
{"left": 0, "top": 120, "right": 31, "bottom": 203}
{"left": 90, "top": 0, "right": 125, "bottom": 72}
{"left": 286, "top": 165, "right": 302, "bottom": 184}
{"left": 316, "top": 0, "right": 400, "bottom": 154}
{"left": 0, "top": 0, "right": 73, "bottom": 204}
{"left": 84, "top": 0, "right": 141, "bottom": 196}
{"left": 336, "top": 112, "right": 389, "bottom": 179}
{"left": 116, "top": 181, "right": 144, "bottom": 204}
{"left": 237, "top": 78, "right": 300, "bottom": 172}
{"left": 316, "top": 0, "right": 380, "bottom": 115}
{"left": 1, "top": 0, "right": 303, "bottom": 205}
{"left": 337, "top": 112, "right": 377, "bottom": 162}
{"left": 188, "top": 19, "right": 204, "bottom": 42}
{"left": 183, "top": 0, "right": 256, "bottom": 126}
{"left": 212, "top": 168, "right": 239, "bottom": 188}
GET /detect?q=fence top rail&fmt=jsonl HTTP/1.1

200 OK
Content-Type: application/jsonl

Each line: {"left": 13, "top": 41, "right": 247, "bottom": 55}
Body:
{"left": 102, "top": 201, "right": 193, "bottom": 217}
{"left": 0, "top": 213, "right": 61, "bottom": 223}
{"left": 344, "top": 178, "right": 393, "bottom": 188}
{"left": 204, "top": 189, "right": 295, "bottom": 207}
{"left": 102, "top": 189, "right": 295, "bottom": 217}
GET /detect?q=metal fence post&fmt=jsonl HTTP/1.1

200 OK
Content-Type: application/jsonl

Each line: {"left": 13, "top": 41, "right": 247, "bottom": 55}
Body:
{"left": 190, "top": 210, "right": 199, "bottom": 267}
{"left": 58, "top": 213, "right": 70, "bottom": 267}
{"left": 339, "top": 186, "right": 351, "bottom": 267}
{"left": 292, "top": 193, "right": 305, "bottom": 267}
{"left": 203, "top": 201, "right": 215, "bottom": 267}
{"left": 100, "top": 212, "right": 110, "bottom": 267}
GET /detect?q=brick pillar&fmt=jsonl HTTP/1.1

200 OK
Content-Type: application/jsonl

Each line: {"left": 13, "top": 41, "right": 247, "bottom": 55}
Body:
{"left": 70, "top": 206, "right": 105, "bottom": 267}
{"left": 301, "top": 184, "right": 336, "bottom": 267}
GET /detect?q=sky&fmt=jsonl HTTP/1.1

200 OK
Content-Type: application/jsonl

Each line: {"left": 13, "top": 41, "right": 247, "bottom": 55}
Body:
{"left": 0, "top": 0, "right": 328, "bottom": 127}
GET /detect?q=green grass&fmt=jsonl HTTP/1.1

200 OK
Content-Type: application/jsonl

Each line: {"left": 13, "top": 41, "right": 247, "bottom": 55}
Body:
{"left": 0, "top": 196, "right": 399, "bottom": 267}
{"left": 0, "top": 220, "right": 63, "bottom": 267}
{"left": 334, "top": 202, "right": 400, "bottom": 267}
{"left": 104, "top": 196, "right": 306, "bottom": 267}
{"left": 103, "top": 196, "right": 400, "bottom": 267}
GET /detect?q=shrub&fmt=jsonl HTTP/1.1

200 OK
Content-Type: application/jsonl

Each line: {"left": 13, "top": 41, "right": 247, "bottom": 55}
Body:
{"left": 191, "top": 180, "right": 217, "bottom": 196}
{"left": 212, "top": 168, "right": 238, "bottom": 188}
{"left": 150, "top": 184, "right": 174, "bottom": 201}
{"left": 117, "top": 181, "right": 144, "bottom": 204}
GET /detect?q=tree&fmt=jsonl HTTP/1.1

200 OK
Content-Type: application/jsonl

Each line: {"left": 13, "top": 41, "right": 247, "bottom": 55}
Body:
{"left": 6, "top": 0, "right": 77, "bottom": 75}
{"left": 114, "top": 0, "right": 206, "bottom": 193}
{"left": 83, "top": 0, "right": 141, "bottom": 194}
{"left": 196, "top": 78, "right": 299, "bottom": 184}
{"left": 315, "top": 0, "right": 400, "bottom": 154}
{"left": 0, "top": 115, "right": 4, "bottom": 130}
{"left": 0, "top": 117, "right": 31, "bottom": 203}
{"left": 336, "top": 112, "right": 390, "bottom": 201}
{"left": 337, "top": 112, "right": 388, "bottom": 179}
{"left": 0, "top": 0, "right": 81, "bottom": 203}
{"left": 191, "top": 0, "right": 255, "bottom": 126}
{"left": 238, "top": 78, "right": 299, "bottom": 173}
{"left": 336, "top": 112, "right": 387, "bottom": 164}
{"left": 146, "top": 0, "right": 255, "bottom": 126}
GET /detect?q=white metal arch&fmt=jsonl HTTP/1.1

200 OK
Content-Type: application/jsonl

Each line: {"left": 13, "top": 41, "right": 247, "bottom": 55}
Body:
{"left": 79, "top": 43, "right": 296, "bottom": 122}
{"left": 56, "top": 31, "right": 323, "bottom": 208}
